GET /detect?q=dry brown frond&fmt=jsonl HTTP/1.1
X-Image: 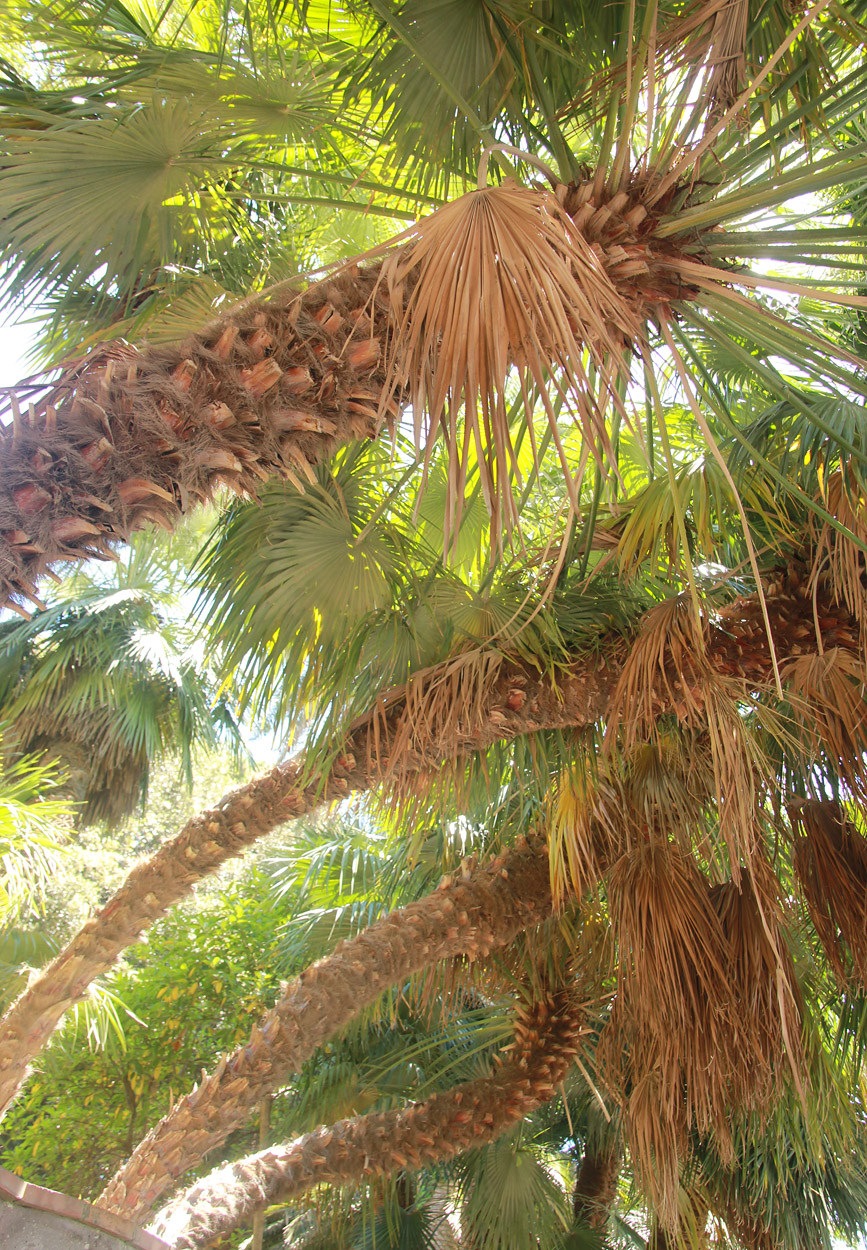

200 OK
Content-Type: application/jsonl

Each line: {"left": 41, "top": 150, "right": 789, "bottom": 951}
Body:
{"left": 661, "top": 0, "right": 749, "bottom": 115}
{"left": 550, "top": 762, "right": 628, "bottom": 904}
{"left": 601, "top": 843, "right": 803, "bottom": 1223}
{"left": 783, "top": 649, "right": 867, "bottom": 798}
{"left": 550, "top": 730, "right": 717, "bottom": 903}
{"left": 601, "top": 843, "right": 735, "bottom": 1219}
{"left": 626, "top": 731, "right": 716, "bottom": 851}
{"left": 809, "top": 469, "right": 867, "bottom": 630}
{"left": 376, "top": 648, "right": 508, "bottom": 781}
{"left": 790, "top": 798, "right": 867, "bottom": 987}
{"left": 606, "top": 595, "right": 710, "bottom": 745}
{"left": 701, "top": 678, "right": 768, "bottom": 875}
{"left": 710, "top": 869, "right": 803, "bottom": 1105}
{"left": 379, "top": 180, "right": 639, "bottom": 542}
{"left": 606, "top": 595, "right": 767, "bottom": 872}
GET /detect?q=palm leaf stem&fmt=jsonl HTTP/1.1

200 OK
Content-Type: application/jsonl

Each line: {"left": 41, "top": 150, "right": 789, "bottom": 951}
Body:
{"left": 677, "top": 315, "right": 867, "bottom": 549}
{"left": 218, "top": 189, "right": 419, "bottom": 218}
{"left": 659, "top": 314, "right": 783, "bottom": 695}
{"left": 149, "top": 987, "right": 587, "bottom": 1249}
{"left": 650, "top": 0, "right": 835, "bottom": 204}
{"left": 98, "top": 837, "right": 555, "bottom": 1220}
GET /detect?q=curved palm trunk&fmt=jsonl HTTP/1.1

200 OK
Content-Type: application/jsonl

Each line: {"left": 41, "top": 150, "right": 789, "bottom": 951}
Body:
{"left": 149, "top": 989, "right": 587, "bottom": 1249}
{"left": 98, "top": 837, "right": 555, "bottom": 1219}
{"left": 0, "top": 579, "right": 854, "bottom": 1122}
{"left": 0, "top": 269, "right": 395, "bottom": 612}
{"left": 0, "top": 655, "right": 614, "bottom": 1120}
{"left": 0, "top": 173, "right": 711, "bottom": 612}
{"left": 573, "top": 1140, "right": 621, "bottom": 1232}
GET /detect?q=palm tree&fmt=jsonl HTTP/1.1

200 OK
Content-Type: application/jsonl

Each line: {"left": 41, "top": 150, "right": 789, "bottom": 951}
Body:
{"left": 0, "top": 1, "right": 865, "bottom": 603}
{"left": 4, "top": 2, "right": 867, "bottom": 1246}
{"left": 0, "top": 541, "right": 246, "bottom": 825}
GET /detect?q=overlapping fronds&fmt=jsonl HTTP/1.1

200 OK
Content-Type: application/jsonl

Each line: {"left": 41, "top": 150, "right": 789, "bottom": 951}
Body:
{"left": 791, "top": 799, "right": 867, "bottom": 988}
{"left": 550, "top": 729, "right": 716, "bottom": 903}
{"left": 605, "top": 595, "right": 709, "bottom": 740}
{"left": 664, "top": 0, "right": 750, "bottom": 114}
{"left": 604, "top": 592, "right": 775, "bottom": 873}
{"left": 550, "top": 760, "right": 625, "bottom": 906}
{"left": 0, "top": 584, "right": 241, "bottom": 823}
{"left": 601, "top": 842, "right": 736, "bottom": 1221}
{"left": 709, "top": 871, "right": 802, "bottom": 1105}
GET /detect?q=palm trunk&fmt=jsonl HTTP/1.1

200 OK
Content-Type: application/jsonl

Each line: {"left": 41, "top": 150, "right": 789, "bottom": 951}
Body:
{"left": 0, "top": 578, "right": 855, "bottom": 1121}
{"left": 573, "top": 1140, "right": 621, "bottom": 1232}
{"left": 0, "top": 174, "right": 712, "bottom": 612}
{"left": 97, "top": 837, "right": 555, "bottom": 1219}
{"left": 0, "top": 268, "right": 395, "bottom": 611}
{"left": 0, "top": 653, "right": 614, "bottom": 1121}
{"left": 149, "top": 989, "right": 587, "bottom": 1249}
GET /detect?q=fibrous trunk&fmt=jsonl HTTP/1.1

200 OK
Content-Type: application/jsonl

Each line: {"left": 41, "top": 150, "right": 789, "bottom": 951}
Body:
{"left": 149, "top": 988, "right": 587, "bottom": 1249}
{"left": 0, "top": 577, "right": 856, "bottom": 1121}
{"left": 0, "top": 271, "right": 395, "bottom": 611}
{"left": 573, "top": 1140, "right": 621, "bottom": 1231}
{"left": 98, "top": 837, "right": 554, "bottom": 1219}
{"left": 0, "top": 654, "right": 612, "bottom": 1120}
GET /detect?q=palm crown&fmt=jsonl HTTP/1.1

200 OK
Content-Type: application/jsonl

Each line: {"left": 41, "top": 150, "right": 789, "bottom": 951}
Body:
{"left": 3, "top": 1, "right": 867, "bottom": 1247}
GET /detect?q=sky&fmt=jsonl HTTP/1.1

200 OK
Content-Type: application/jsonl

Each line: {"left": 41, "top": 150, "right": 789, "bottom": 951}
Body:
{"left": 0, "top": 311, "right": 41, "bottom": 392}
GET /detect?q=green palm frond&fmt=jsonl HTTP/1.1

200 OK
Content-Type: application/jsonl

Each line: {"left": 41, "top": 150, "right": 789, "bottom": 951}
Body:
{"left": 0, "top": 552, "right": 246, "bottom": 823}
{"left": 457, "top": 1132, "right": 572, "bottom": 1250}
{"left": 0, "top": 746, "right": 70, "bottom": 919}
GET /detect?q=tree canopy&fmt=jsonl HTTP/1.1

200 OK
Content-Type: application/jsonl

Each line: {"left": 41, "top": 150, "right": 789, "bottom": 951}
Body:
{"left": 3, "top": 1, "right": 867, "bottom": 1248}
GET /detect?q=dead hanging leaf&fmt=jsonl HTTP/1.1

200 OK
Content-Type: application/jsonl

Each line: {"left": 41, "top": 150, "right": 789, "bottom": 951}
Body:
{"left": 601, "top": 842, "right": 737, "bottom": 1222}
{"left": 549, "top": 761, "right": 628, "bottom": 905}
{"left": 605, "top": 594, "right": 710, "bottom": 744}
{"left": 378, "top": 180, "right": 639, "bottom": 545}
{"left": 625, "top": 730, "right": 715, "bottom": 849}
{"left": 601, "top": 843, "right": 803, "bottom": 1223}
{"left": 550, "top": 730, "right": 716, "bottom": 903}
{"left": 373, "top": 647, "right": 507, "bottom": 785}
{"left": 790, "top": 798, "right": 867, "bottom": 988}
{"left": 784, "top": 649, "right": 867, "bottom": 797}
{"left": 701, "top": 677, "right": 769, "bottom": 876}
{"left": 709, "top": 869, "right": 803, "bottom": 1107}
{"left": 605, "top": 594, "right": 769, "bottom": 873}
{"left": 810, "top": 468, "right": 867, "bottom": 630}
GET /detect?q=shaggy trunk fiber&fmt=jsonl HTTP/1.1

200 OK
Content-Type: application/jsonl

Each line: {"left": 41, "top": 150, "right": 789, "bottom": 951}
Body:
{"left": 0, "top": 174, "right": 702, "bottom": 611}
{"left": 0, "top": 577, "right": 855, "bottom": 1121}
{"left": 98, "top": 837, "right": 554, "bottom": 1219}
{"left": 149, "top": 989, "right": 587, "bottom": 1249}
{"left": 573, "top": 1141, "right": 621, "bottom": 1231}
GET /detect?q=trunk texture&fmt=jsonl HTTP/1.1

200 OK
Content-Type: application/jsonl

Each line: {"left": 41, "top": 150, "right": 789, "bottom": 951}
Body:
{"left": 149, "top": 989, "right": 587, "bottom": 1249}
{"left": 0, "top": 578, "right": 856, "bottom": 1121}
{"left": 0, "top": 174, "right": 703, "bottom": 611}
{"left": 0, "top": 272, "right": 395, "bottom": 612}
{"left": 573, "top": 1140, "right": 621, "bottom": 1231}
{"left": 98, "top": 837, "right": 554, "bottom": 1219}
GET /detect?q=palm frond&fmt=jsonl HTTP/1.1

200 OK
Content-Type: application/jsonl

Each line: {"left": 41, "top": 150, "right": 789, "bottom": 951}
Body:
{"left": 380, "top": 179, "right": 636, "bottom": 543}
